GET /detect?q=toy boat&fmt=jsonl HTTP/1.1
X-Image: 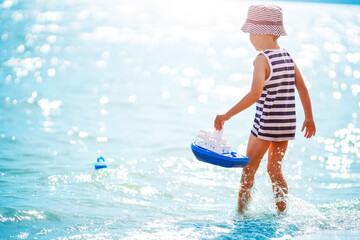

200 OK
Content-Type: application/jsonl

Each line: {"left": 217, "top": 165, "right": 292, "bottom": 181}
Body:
{"left": 95, "top": 156, "right": 107, "bottom": 170}
{"left": 191, "top": 129, "right": 249, "bottom": 168}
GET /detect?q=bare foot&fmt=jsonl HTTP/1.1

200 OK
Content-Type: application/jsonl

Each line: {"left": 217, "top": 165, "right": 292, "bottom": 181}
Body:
{"left": 238, "top": 191, "right": 250, "bottom": 214}
{"left": 274, "top": 191, "right": 287, "bottom": 213}
{"left": 237, "top": 197, "right": 245, "bottom": 214}
{"left": 276, "top": 200, "right": 287, "bottom": 213}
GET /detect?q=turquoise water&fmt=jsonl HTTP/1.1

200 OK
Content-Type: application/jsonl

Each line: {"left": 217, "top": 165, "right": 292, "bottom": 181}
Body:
{"left": 1, "top": 0, "right": 360, "bottom": 239}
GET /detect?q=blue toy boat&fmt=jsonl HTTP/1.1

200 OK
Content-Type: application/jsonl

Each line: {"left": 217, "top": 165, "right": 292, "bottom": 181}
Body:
{"left": 95, "top": 156, "right": 107, "bottom": 170}
{"left": 191, "top": 141, "right": 249, "bottom": 168}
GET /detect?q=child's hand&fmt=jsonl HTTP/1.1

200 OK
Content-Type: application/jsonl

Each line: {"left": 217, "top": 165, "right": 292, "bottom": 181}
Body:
{"left": 301, "top": 118, "right": 316, "bottom": 138}
{"left": 214, "top": 113, "right": 230, "bottom": 131}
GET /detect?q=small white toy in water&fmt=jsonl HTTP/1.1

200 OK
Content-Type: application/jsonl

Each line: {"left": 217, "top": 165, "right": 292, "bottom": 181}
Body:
{"left": 191, "top": 128, "right": 249, "bottom": 168}
{"left": 95, "top": 156, "right": 107, "bottom": 170}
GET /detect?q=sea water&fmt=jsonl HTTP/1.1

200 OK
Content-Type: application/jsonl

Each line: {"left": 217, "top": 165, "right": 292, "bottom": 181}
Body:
{"left": 0, "top": 0, "right": 360, "bottom": 239}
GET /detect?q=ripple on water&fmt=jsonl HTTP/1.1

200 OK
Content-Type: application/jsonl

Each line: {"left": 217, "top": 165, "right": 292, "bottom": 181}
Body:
{"left": 0, "top": 208, "right": 61, "bottom": 223}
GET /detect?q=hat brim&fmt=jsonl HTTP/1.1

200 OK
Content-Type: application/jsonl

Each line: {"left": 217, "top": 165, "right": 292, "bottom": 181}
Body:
{"left": 241, "top": 22, "right": 287, "bottom": 36}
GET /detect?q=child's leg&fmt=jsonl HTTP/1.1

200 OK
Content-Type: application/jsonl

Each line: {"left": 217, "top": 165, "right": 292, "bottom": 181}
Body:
{"left": 267, "top": 141, "right": 288, "bottom": 212}
{"left": 238, "top": 134, "right": 270, "bottom": 213}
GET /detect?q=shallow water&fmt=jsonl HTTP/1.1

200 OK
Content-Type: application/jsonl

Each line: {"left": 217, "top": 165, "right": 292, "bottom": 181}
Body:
{"left": 1, "top": 0, "right": 360, "bottom": 239}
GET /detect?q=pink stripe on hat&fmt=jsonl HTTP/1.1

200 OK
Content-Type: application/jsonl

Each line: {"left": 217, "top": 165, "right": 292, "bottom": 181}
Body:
{"left": 241, "top": 4, "right": 287, "bottom": 36}
{"left": 245, "top": 19, "right": 283, "bottom": 26}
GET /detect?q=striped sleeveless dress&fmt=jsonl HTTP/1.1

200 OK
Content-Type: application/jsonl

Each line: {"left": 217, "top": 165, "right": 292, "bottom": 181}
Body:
{"left": 251, "top": 48, "right": 296, "bottom": 142}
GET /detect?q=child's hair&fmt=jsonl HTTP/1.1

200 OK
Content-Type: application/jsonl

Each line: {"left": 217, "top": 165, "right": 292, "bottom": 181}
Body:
{"left": 241, "top": 4, "right": 287, "bottom": 37}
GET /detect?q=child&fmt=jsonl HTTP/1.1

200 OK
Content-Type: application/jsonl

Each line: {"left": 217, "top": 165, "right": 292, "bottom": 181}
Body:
{"left": 214, "top": 4, "right": 316, "bottom": 213}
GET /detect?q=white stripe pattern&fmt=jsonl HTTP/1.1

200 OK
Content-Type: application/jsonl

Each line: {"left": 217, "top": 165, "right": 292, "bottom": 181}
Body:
{"left": 251, "top": 49, "right": 296, "bottom": 142}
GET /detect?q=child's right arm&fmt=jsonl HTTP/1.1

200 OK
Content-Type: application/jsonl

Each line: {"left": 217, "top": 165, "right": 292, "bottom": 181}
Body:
{"left": 214, "top": 54, "right": 268, "bottom": 131}
{"left": 294, "top": 63, "right": 316, "bottom": 138}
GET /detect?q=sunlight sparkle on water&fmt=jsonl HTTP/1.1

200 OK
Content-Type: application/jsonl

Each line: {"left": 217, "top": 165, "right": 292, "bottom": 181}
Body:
{"left": 1, "top": 0, "right": 360, "bottom": 239}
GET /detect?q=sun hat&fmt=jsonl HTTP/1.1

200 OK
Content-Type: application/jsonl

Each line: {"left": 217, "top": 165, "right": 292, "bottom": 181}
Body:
{"left": 241, "top": 4, "right": 287, "bottom": 36}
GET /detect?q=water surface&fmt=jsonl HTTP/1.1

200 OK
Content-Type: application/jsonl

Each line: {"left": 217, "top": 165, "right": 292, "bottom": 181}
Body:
{"left": 1, "top": 0, "right": 360, "bottom": 239}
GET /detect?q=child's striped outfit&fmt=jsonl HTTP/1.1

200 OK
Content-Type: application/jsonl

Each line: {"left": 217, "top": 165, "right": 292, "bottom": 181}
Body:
{"left": 251, "top": 48, "right": 296, "bottom": 142}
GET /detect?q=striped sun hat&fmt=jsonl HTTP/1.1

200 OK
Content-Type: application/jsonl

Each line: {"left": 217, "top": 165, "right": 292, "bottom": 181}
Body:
{"left": 241, "top": 4, "right": 287, "bottom": 36}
